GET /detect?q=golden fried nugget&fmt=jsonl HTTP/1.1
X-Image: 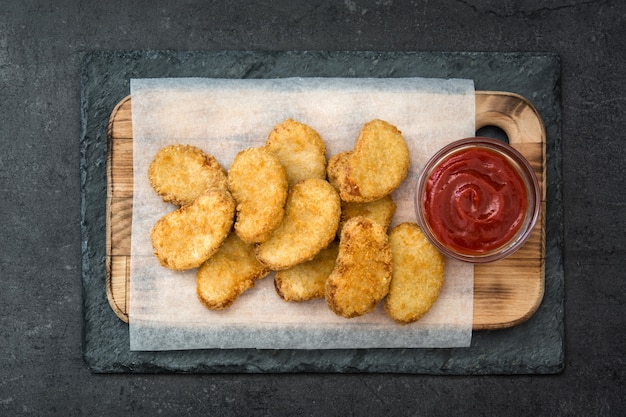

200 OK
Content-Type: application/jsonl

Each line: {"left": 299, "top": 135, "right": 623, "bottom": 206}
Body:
{"left": 328, "top": 119, "right": 410, "bottom": 202}
{"left": 148, "top": 144, "right": 228, "bottom": 206}
{"left": 150, "top": 190, "right": 235, "bottom": 271}
{"left": 255, "top": 178, "right": 341, "bottom": 270}
{"left": 196, "top": 233, "right": 270, "bottom": 310}
{"left": 338, "top": 195, "right": 396, "bottom": 236}
{"left": 266, "top": 119, "right": 327, "bottom": 186}
{"left": 384, "top": 222, "right": 445, "bottom": 324}
{"left": 325, "top": 217, "right": 392, "bottom": 318}
{"left": 326, "top": 151, "right": 351, "bottom": 193}
{"left": 274, "top": 240, "right": 339, "bottom": 302}
{"left": 227, "top": 147, "right": 288, "bottom": 244}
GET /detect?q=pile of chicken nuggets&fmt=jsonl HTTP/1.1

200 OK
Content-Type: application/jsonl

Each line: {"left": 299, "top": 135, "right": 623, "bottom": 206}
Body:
{"left": 148, "top": 118, "right": 445, "bottom": 324}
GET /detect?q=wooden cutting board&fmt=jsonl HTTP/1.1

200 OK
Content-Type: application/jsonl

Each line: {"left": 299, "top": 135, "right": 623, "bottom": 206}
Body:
{"left": 105, "top": 91, "right": 546, "bottom": 330}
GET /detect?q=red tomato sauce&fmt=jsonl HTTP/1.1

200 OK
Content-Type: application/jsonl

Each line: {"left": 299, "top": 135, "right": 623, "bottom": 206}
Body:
{"left": 424, "top": 147, "right": 528, "bottom": 254}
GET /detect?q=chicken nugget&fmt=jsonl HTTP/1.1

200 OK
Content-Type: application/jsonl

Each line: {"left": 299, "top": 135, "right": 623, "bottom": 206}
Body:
{"left": 338, "top": 195, "right": 396, "bottom": 236}
{"left": 326, "top": 151, "right": 351, "bottom": 193}
{"left": 196, "top": 232, "right": 270, "bottom": 310}
{"left": 148, "top": 144, "right": 228, "bottom": 206}
{"left": 227, "top": 147, "right": 288, "bottom": 244}
{"left": 384, "top": 222, "right": 445, "bottom": 324}
{"left": 150, "top": 189, "right": 235, "bottom": 271}
{"left": 329, "top": 119, "right": 409, "bottom": 202}
{"left": 274, "top": 240, "right": 339, "bottom": 302}
{"left": 255, "top": 178, "right": 341, "bottom": 270}
{"left": 266, "top": 119, "right": 327, "bottom": 186}
{"left": 325, "top": 217, "right": 392, "bottom": 318}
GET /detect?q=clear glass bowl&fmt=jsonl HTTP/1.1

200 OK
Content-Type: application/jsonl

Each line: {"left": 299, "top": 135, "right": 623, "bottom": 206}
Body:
{"left": 415, "top": 137, "right": 541, "bottom": 263}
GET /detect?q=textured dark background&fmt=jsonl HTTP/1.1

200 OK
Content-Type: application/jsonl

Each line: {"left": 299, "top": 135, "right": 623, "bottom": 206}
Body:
{"left": 1, "top": 1, "right": 624, "bottom": 416}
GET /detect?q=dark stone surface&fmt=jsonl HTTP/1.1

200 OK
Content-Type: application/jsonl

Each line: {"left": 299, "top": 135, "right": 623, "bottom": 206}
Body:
{"left": 81, "top": 50, "right": 563, "bottom": 375}
{"left": 2, "top": 1, "right": 624, "bottom": 415}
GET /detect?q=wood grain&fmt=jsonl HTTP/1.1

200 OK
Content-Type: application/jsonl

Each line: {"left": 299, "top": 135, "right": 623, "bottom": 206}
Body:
{"left": 105, "top": 91, "right": 546, "bottom": 329}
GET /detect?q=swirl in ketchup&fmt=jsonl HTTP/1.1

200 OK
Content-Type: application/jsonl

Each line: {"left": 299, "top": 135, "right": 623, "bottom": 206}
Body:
{"left": 423, "top": 146, "right": 528, "bottom": 255}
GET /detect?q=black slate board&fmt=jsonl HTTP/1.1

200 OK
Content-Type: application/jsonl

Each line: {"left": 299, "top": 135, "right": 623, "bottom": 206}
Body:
{"left": 80, "top": 51, "right": 563, "bottom": 374}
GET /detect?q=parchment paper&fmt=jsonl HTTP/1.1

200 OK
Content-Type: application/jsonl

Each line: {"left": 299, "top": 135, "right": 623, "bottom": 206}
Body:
{"left": 129, "top": 77, "right": 475, "bottom": 350}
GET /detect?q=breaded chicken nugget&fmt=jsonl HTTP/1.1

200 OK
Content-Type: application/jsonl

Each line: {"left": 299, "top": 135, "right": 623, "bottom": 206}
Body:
{"left": 328, "top": 119, "right": 410, "bottom": 202}
{"left": 384, "top": 223, "right": 445, "bottom": 324}
{"left": 150, "top": 189, "right": 235, "bottom": 271}
{"left": 338, "top": 195, "right": 396, "bottom": 236}
{"left": 227, "top": 147, "right": 288, "bottom": 244}
{"left": 325, "top": 217, "right": 392, "bottom": 318}
{"left": 255, "top": 178, "right": 341, "bottom": 270}
{"left": 266, "top": 119, "right": 327, "bottom": 186}
{"left": 326, "top": 151, "right": 351, "bottom": 193}
{"left": 196, "top": 232, "right": 270, "bottom": 310}
{"left": 274, "top": 240, "right": 339, "bottom": 302}
{"left": 148, "top": 144, "right": 228, "bottom": 206}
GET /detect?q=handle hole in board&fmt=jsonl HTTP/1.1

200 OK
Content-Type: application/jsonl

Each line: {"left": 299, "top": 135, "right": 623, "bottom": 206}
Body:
{"left": 476, "top": 125, "right": 509, "bottom": 144}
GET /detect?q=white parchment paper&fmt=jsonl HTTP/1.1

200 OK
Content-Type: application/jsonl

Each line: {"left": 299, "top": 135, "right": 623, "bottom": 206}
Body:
{"left": 129, "top": 77, "right": 475, "bottom": 350}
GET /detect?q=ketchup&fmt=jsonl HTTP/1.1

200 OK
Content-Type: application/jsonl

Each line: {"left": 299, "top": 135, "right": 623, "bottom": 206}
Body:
{"left": 423, "top": 146, "right": 528, "bottom": 255}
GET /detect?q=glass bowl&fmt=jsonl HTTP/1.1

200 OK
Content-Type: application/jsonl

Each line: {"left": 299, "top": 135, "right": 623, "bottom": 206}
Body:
{"left": 415, "top": 137, "right": 540, "bottom": 263}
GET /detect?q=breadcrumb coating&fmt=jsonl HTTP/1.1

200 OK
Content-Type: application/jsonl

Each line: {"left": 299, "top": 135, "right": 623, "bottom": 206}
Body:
{"left": 328, "top": 119, "right": 409, "bottom": 202}
{"left": 255, "top": 178, "right": 341, "bottom": 271}
{"left": 384, "top": 222, "right": 445, "bottom": 324}
{"left": 266, "top": 119, "right": 327, "bottom": 186}
{"left": 274, "top": 240, "right": 339, "bottom": 302}
{"left": 150, "top": 189, "right": 235, "bottom": 271}
{"left": 228, "top": 147, "right": 288, "bottom": 244}
{"left": 197, "top": 233, "right": 270, "bottom": 310}
{"left": 338, "top": 195, "right": 396, "bottom": 236}
{"left": 148, "top": 144, "right": 228, "bottom": 206}
{"left": 325, "top": 217, "right": 392, "bottom": 318}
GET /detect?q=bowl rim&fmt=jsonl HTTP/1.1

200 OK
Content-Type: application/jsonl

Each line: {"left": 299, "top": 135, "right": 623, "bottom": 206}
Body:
{"left": 415, "top": 137, "right": 541, "bottom": 263}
